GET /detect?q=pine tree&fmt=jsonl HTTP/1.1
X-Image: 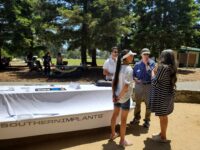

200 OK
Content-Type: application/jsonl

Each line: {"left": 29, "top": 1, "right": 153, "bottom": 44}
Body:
{"left": 131, "top": 0, "right": 199, "bottom": 55}
{"left": 0, "top": 0, "right": 61, "bottom": 62}
{"left": 58, "top": 0, "right": 133, "bottom": 66}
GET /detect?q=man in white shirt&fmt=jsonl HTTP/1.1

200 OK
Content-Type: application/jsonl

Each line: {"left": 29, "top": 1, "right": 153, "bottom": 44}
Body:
{"left": 103, "top": 47, "right": 118, "bottom": 81}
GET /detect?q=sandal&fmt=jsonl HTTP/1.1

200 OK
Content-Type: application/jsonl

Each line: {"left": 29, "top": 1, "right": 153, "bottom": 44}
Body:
{"left": 119, "top": 140, "right": 133, "bottom": 147}
{"left": 110, "top": 132, "right": 119, "bottom": 140}
{"left": 152, "top": 134, "right": 171, "bottom": 143}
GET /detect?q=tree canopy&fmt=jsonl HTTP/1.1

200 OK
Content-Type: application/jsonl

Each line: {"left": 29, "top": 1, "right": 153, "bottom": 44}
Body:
{"left": 0, "top": 0, "right": 199, "bottom": 66}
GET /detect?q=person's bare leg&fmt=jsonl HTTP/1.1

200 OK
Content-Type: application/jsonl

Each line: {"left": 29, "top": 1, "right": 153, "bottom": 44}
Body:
{"left": 120, "top": 109, "right": 129, "bottom": 143}
{"left": 159, "top": 116, "right": 168, "bottom": 139}
{"left": 111, "top": 107, "right": 120, "bottom": 137}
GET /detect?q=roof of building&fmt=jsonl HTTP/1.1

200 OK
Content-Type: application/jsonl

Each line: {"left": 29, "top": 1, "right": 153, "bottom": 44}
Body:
{"left": 180, "top": 46, "right": 200, "bottom": 52}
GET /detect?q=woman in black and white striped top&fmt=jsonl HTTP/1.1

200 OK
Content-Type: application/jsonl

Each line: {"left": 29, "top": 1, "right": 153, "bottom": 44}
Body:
{"left": 149, "top": 49, "right": 177, "bottom": 143}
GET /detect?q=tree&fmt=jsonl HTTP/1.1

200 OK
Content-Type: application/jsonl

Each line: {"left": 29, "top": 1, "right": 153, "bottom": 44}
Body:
{"left": 0, "top": 0, "right": 62, "bottom": 64}
{"left": 89, "top": 0, "right": 134, "bottom": 65}
{"left": 0, "top": 0, "right": 15, "bottom": 66}
{"left": 131, "top": 0, "right": 199, "bottom": 55}
{"left": 192, "top": 0, "right": 200, "bottom": 48}
{"left": 58, "top": 0, "right": 133, "bottom": 66}
{"left": 1, "top": 0, "right": 199, "bottom": 68}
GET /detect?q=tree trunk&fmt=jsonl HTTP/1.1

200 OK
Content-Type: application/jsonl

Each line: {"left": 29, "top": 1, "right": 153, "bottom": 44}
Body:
{"left": 0, "top": 48, "right": 2, "bottom": 68}
{"left": 81, "top": 45, "right": 87, "bottom": 65}
{"left": 0, "top": 40, "right": 2, "bottom": 68}
{"left": 81, "top": 0, "right": 88, "bottom": 66}
{"left": 91, "top": 48, "right": 97, "bottom": 67}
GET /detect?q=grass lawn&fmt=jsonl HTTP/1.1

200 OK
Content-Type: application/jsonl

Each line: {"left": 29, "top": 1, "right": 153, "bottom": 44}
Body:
{"left": 52, "top": 58, "right": 105, "bottom": 66}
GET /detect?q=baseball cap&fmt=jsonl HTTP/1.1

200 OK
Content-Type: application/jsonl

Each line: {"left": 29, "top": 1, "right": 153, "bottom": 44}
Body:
{"left": 141, "top": 48, "right": 150, "bottom": 55}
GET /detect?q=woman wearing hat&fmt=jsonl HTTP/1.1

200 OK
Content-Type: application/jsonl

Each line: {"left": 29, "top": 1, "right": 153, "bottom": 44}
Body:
{"left": 110, "top": 49, "right": 136, "bottom": 147}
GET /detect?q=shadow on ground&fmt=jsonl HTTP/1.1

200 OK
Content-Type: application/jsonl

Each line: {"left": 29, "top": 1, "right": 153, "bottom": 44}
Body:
{"left": 102, "top": 140, "right": 125, "bottom": 150}
{"left": 178, "top": 69, "right": 195, "bottom": 75}
{"left": 127, "top": 124, "right": 149, "bottom": 136}
{"left": 0, "top": 66, "right": 25, "bottom": 72}
{"left": 19, "top": 67, "right": 103, "bottom": 82}
{"left": 0, "top": 124, "right": 155, "bottom": 150}
{"left": 1, "top": 66, "right": 199, "bottom": 83}
{"left": 143, "top": 138, "right": 171, "bottom": 150}
{"left": 0, "top": 66, "right": 104, "bottom": 82}
{"left": 0, "top": 127, "right": 110, "bottom": 150}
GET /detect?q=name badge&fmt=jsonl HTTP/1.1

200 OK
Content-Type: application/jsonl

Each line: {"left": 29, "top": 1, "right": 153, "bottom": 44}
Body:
{"left": 136, "top": 69, "right": 141, "bottom": 73}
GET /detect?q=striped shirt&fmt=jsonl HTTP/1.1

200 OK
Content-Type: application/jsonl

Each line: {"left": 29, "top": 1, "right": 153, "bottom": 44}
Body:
{"left": 149, "top": 65, "right": 175, "bottom": 116}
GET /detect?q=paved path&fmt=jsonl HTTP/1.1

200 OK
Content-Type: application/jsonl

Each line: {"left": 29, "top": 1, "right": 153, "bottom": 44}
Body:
{"left": 176, "top": 81, "right": 200, "bottom": 91}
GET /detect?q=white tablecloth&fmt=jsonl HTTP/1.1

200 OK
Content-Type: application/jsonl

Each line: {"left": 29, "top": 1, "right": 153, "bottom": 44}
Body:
{"left": 0, "top": 84, "right": 113, "bottom": 122}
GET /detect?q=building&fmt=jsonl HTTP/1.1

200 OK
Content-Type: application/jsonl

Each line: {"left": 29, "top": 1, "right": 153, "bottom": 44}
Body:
{"left": 178, "top": 46, "right": 200, "bottom": 68}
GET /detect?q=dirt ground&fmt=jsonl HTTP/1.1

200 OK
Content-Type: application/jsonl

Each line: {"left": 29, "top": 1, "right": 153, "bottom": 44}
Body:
{"left": 2, "top": 103, "right": 200, "bottom": 150}
{"left": 0, "top": 65, "right": 200, "bottom": 83}
{"left": 0, "top": 66, "right": 104, "bottom": 83}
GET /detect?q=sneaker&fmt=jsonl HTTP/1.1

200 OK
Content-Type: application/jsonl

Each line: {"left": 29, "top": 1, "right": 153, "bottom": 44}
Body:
{"left": 119, "top": 140, "right": 133, "bottom": 147}
{"left": 143, "top": 120, "right": 150, "bottom": 128}
{"left": 152, "top": 134, "right": 171, "bottom": 143}
{"left": 130, "top": 118, "right": 140, "bottom": 125}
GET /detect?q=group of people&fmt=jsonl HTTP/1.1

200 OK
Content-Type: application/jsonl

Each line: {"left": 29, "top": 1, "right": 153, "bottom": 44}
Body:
{"left": 103, "top": 47, "right": 177, "bottom": 147}
{"left": 26, "top": 52, "right": 64, "bottom": 76}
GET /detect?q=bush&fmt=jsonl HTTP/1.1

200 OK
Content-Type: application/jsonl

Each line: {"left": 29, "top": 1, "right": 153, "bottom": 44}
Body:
{"left": 0, "top": 49, "right": 12, "bottom": 58}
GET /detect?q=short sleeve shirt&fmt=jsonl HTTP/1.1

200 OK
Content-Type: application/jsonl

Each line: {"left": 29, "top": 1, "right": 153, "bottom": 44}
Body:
{"left": 115, "top": 65, "right": 133, "bottom": 103}
{"left": 133, "top": 59, "right": 155, "bottom": 83}
{"left": 103, "top": 57, "right": 117, "bottom": 80}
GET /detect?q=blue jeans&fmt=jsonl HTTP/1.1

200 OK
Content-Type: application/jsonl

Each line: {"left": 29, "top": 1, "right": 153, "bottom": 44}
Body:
{"left": 114, "top": 99, "right": 130, "bottom": 110}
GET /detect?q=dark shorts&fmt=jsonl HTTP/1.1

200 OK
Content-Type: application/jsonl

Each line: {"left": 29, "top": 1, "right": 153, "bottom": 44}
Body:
{"left": 114, "top": 99, "right": 130, "bottom": 110}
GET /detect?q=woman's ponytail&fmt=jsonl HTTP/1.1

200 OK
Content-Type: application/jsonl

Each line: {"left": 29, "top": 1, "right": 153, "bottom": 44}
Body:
{"left": 112, "top": 49, "right": 129, "bottom": 96}
{"left": 113, "top": 54, "right": 122, "bottom": 95}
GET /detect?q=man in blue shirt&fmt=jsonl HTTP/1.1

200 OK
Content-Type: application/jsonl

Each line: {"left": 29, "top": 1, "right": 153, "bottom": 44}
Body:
{"left": 130, "top": 48, "right": 155, "bottom": 128}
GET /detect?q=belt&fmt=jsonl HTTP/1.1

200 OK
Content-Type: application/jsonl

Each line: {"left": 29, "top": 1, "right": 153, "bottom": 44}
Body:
{"left": 142, "top": 82, "right": 151, "bottom": 85}
{"left": 106, "top": 79, "right": 112, "bottom": 81}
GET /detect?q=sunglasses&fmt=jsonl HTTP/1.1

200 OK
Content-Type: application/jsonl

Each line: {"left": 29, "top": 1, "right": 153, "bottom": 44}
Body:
{"left": 113, "top": 51, "right": 118, "bottom": 54}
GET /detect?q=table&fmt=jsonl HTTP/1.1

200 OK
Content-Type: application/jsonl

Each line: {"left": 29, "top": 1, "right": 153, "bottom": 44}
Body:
{"left": 0, "top": 84, "right": 134, "bottom": 139}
